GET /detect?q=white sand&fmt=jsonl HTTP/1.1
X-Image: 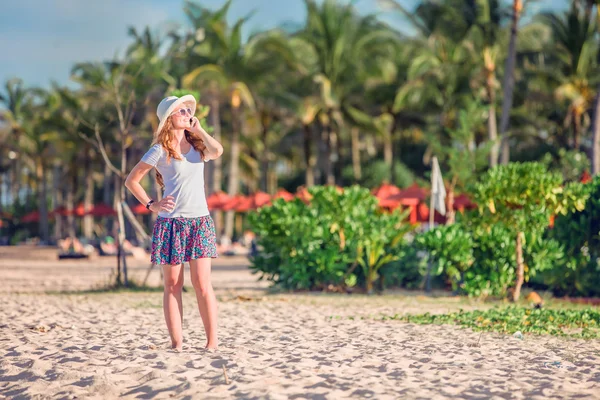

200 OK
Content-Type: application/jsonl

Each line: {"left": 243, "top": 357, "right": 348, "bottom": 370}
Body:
{"left": 1, "top": 246, "right": 599, "bottom": 399}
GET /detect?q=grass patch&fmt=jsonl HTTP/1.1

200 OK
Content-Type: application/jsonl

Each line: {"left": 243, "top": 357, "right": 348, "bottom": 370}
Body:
{"left": 133, "top": 300, "right": 162, "bottom": 309}
{"left": 45, "top": 278, "right": 164, "bottom": 295}
{"left": 380, "top": 306, "right": 600, "bottom": 339}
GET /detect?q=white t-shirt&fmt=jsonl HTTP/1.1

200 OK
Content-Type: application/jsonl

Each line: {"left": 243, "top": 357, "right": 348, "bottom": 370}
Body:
{"left": 141, "top": 144, "right": 210, "bottom": 218}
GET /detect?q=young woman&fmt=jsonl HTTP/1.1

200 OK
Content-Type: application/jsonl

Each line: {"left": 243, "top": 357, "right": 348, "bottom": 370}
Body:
{"left": 125, "top": 95, "right": 224, "bottom": 351}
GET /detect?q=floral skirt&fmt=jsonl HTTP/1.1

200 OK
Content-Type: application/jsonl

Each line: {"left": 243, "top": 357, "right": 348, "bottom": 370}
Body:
{"left": 151, "top": 215, "right": 218, "bottom": 265}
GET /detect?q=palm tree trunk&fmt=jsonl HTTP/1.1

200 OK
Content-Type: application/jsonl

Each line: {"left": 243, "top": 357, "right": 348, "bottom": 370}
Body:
{"left": 487, "top": 72, "right": 499, "bottom": 168}
{"left": 10, "top": 159, "right": 20, "bottom": 205}
{"left": 36, "top": 159, "right": 50, "bottom": 245}
{"left": 573, "top": 110, "right": 581, "bottom": 151}
{"left": 103, "top": 162, "right": 112, "bottom": 235}
{"left": 333, "top": 128, "right": 342, "bottom": 185}
{"left": 326, "top": 131, "right": 335, "bottom": 185}
{"left": 224, "top": 101, "right": 241, "bottom": 240}
{"left": 268, "top": 170, "right": 277, "bottom": 194}
{"left": 260, "top": 115, "right": 270, "bottom": 192}
{"left": 66, "top": 168, "right": 76, "bottom": 240}
{"left": 499, "top": 0, "right": 522, "bottom": 165}
{"left": 83, "top": 149, "right": 94, "bottom": 239}
{"left": 324, "top": 112, "right": 335, "bottom": 185}
{"left": 116, "top": 192, "right": 128, "bottom": 286}
{"left": 303, "top": 124, "right": 316, "bottom": 187}
{"left": 208, "top": 96, "right": 223, "bottom": 237}
{"left": 52, "top": 164, "right": 63, "bottom": 243}
{"left": 591, "top": 85, "right": 600, "bottom": 175}
{"left": 383, "top": 127, "right": 393, "bottom": 175}
{"left": 445, "top": 185, "right": 456, "bottom": 225}
{"left": 119, "top": 137, "right": 128, "bottom": 287}
{"left": 512, "top": 231, "right": 525, "bottom": 302}
{"left": 351, "top": 127, "right": 361, "bottom": 181}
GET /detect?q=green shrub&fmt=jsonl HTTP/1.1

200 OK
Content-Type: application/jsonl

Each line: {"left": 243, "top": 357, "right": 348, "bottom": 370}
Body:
{"left": 380, "top": 243, "right": 426, "bottom": 290}
{"left": 538, "top": 176, "right": 600, "bottom": 296}
{"left": 248, "top": 185, "right": 412, "bottom": 291}
{"left": 414, "top": 223, "right": 475, "bottom": 292}
{"left": 469, "top": 161, "right": 588, "bottom": 301}
{"left": 463, "top": 223, "right": 565, "bottom": 298}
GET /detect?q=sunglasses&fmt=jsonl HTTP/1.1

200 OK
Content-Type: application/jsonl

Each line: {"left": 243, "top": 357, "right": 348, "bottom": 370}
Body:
{"left": 171, "top": 108, "right": 193, "bottom": 117}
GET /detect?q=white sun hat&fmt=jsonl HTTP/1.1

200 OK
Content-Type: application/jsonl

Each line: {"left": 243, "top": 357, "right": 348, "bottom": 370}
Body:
{"left": 155, "top": 94, "right": 197, "bottom": 135}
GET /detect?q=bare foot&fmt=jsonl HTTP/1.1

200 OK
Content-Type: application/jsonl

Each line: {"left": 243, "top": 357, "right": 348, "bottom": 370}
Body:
{"left": 205, "top": 342, "right": 218, "bottom": 350}
{"left": 172, "top": 342, "right": 183, "bottom": 352}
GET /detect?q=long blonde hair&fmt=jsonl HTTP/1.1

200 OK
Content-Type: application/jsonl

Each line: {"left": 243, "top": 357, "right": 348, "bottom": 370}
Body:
{"left": 153, "top": 116, "right": 207, "bottom": 189}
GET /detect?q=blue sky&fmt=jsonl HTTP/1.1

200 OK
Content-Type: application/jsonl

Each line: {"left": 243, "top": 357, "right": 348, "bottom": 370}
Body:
{"left": 1, "top": 0, "right": 569, "bottom": 89}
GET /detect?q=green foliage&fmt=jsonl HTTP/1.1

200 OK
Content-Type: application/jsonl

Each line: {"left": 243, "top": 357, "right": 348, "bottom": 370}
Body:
{"left": 471, "top": 162, "right": 559, "bottom": 231}
{"left": 418, "top": 162, "right": 586, "bottom": 299}
{"left": 472, "top": 162, "right": 588, "bottom": 227}
{"left": 356, "top": 209, "right": 413, "bottom": 293}
{"left": 248, "top": 185, "right": 412, "bottom": 291}
{"left": 539, "top": 176, "right": 600, "bottom": 296}
{"left": 418, "top": 220, "right": 567, "bottom": 298}
{"left": 542, "top": 149, "right": 590, "bottom": 182}
{"left": 429, "top": 99, "right": 492, "bottom": 192}
{"left": 468, "top": 162, "right": 588, "bottom": 299}
{"left": 385, "top": 307, "right": 600, "bottom": 339}
{"left": 415, "top": 223, "right": 475, "bottom": 291}
{"left": 381, "top": 244, "right": 426, "bottom": 289}
{"left": 169, "top": 89, "right": 201, "bottom": 100}
{"left": 463, "top": 224, "right": 517, "bottom": 298}
{"left": 342, "top": 160, "right": 416, "bottom": 189}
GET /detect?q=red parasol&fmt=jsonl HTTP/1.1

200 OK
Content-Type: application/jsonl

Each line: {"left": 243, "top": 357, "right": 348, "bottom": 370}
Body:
{"left": 247, "top": 191, "right": 271, "bottom": 209}
{"left": 229, "top": 192, "right": 272, "bottom": 212}
{"left": 273, "top": 188, "right": 294, "bottom": 201}
{"left": 372, "top": 182, "right": 401, "bottom": 201}
{"left": 379, "top": 183, "right": 428, "bottom": 209}
{"left": 207, "top": 191, "right": 231, "bottom": 210}
{"left": 453, "top": 193, "right": 476, "bottom": 212}
{"left": 296, "top": 186, "right": 312, "bottom": 203}
{"left": 131, "top": 203, "right": 151, "bottom": 215}
{"left": 85, "top": 203, "right": 116, "bottom": 217}
{"left": 73, "top": 203, "right": 86, "bottom": 217}
{"left": 221, "top": 194, "right": 248, "bottom": 212}
{"left": 581, "top": 170, "right": 592, "bottom": 184}
{"left": 21, "top": 210, "right": 41, "bottom": 223}
{"left": 51, "top": 206, "right": 71, "bottom": 216}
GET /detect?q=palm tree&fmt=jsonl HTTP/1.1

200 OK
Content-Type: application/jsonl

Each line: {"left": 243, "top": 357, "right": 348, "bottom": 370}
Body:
{"left": 499, "top": 0, "right": 524, "bottom": 164}
{"left": 457, "top": 0, "right": 506, "bottom": 168}
{"left": 183, "top": 4, "right": 293, "bottom": 239}
{"left": 0, "top": 79, "right": 29, "bottom": 208}
{"left": 589, "top": 0, "right": 600, "bottom": 174}
{"left": 380, "top": 0, "right": 480, "bottom": 169}
{"left": 297, "top": 0, "right": 400, "bottom": 185}
{"left": 592, "top": 88, "right": 600, "bottom": 174}
{"left": 540, "top": 2, "right": 599, "bottom": 151}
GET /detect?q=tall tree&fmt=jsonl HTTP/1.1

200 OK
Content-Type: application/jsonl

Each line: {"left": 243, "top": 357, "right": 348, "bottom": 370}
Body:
{"left": 298, "top": 0, "right": 399, "bottom": 184}
{"left": 499, "top": 0, "right": 524, "bottom": 165}
{"left": 541, "top": 2, "right": 599, "bottom": 151}
{"left": 183, "top": 5, "right": 293, "bottom": 239}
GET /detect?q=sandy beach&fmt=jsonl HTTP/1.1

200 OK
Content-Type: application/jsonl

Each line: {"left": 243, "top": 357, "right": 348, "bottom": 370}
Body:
{"left": 1, "top": 246, "right": 599, "bottom": 399}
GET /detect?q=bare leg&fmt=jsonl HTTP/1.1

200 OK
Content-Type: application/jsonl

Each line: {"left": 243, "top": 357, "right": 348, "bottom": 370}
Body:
{"left": 162, "top": 263, "right": 184, "bottom": 350}
{"left": 189, "top": 258, "right": 218, "bottom": 349}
